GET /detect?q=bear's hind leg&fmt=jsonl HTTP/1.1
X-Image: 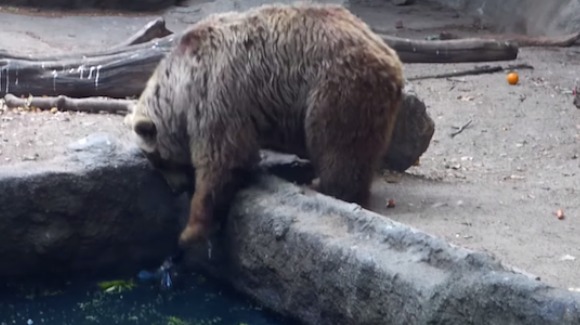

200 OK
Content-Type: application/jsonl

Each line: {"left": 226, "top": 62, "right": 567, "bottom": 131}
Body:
{"left": 307, "top": 145, "right": 379, "bottom": 208}
{"left": 305, "top": 83, "right": 396, "bottom": 209}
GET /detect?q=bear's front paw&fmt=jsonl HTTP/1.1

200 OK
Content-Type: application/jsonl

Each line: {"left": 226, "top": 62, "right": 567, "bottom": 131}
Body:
{"left": 309, "top": 177, "right": 320, "bottom": 191}
{"left": 178, "top": 223, "right": 208, "bottom": 248}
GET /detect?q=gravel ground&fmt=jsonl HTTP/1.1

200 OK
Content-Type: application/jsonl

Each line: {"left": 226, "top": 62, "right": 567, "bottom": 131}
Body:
{"left": 0, "top": 0, "right": 578, "bottom": 290}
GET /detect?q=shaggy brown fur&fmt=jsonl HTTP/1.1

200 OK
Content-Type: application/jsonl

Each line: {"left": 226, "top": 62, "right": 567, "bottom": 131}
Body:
{"left": 126, "top": 2, "right": 405, "bottom": 247}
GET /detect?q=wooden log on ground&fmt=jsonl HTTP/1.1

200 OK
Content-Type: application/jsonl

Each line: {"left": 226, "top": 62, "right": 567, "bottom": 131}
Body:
{"left": 0, "top": 35, "right": 176, "bottom": 99}
{"left": 431, "top": 31, "right": 580, "bottom": 47}
{"left": 381, "top": 35, "right": 519, "bottom": 64}
{"left": 0, "top": 19, "right": 519, "bottom": 99}
{"left": 0, "top": 18, "right": 175, "bottom": 99}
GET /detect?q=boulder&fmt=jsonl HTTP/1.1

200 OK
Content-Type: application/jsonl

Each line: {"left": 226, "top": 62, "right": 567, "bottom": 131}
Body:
{"left": 383, "top": 84, "right": 435, "bottom": 172}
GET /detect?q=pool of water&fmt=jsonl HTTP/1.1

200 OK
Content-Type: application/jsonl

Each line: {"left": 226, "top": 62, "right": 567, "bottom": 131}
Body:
{"left": 0, "top": 271, "right": 292, "bottom": 325}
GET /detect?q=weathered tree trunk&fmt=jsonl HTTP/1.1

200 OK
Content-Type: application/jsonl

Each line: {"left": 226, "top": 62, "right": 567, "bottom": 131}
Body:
{"left": 0, "top": 19, "right": 519, "bottom": 99}
{"left": 381, "top": 35, "right": 519, "bottom": 63}
{"left": 0, "top": 35, "right": 175, "bottom": 99}
{"left": 432, "top": 31, "right": 580, "bottom": 47}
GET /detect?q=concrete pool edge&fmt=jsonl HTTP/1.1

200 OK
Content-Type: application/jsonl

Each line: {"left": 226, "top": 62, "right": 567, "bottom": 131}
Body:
{"left": 0, "top": 133, "right": 579, "bottom": 325}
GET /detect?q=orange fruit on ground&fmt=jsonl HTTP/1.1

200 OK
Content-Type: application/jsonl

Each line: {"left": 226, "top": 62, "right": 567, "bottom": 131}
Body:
{"left": 507, "top": 71, "right": 519, "bottom": 85}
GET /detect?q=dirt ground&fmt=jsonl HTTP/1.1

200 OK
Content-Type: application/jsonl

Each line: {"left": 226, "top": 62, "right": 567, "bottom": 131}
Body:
{"left": 0, "top": 0, "right": 579, "bottom": 290}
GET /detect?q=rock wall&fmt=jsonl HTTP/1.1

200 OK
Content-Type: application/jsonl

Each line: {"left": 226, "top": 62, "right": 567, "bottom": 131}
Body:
{"left": 0, "top": 134, "right": 187, "bottom": 279}
{"left": 1, "top": 132, "right": 579, "bottom": 325}
{"left": 189, "top": 174, "right": 580, "bottom": 325}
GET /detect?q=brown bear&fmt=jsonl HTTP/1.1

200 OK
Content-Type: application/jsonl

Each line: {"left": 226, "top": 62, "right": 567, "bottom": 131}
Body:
{"left": 125, "top": 2, "right": 405, "bottom": 247}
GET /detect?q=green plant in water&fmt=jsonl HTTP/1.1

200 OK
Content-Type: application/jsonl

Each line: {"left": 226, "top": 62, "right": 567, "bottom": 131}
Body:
{"left": 164, "top": 316, "right": 226, "bottom": 325}
{"left": 195, "top": 274, "right": 207, "bottom": 284}
{"left": 97, "top": 279, "right": 136, "bottom": 294}
{"left": 24, "top": 289, "right": 64, "bottom": 300}
{"left": 166, "top": 316, "right": 191, "bottom": 325}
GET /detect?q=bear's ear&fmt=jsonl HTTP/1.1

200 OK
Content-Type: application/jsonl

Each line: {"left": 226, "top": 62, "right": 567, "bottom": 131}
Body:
{"left": 177, "top": 29, "right": 202, "bottom": 55}
{"left": 133, "top": 116, "right": 157, "bottom": 140}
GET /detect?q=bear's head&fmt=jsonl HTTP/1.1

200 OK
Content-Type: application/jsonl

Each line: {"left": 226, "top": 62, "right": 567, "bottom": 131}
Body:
{"left": 130, "top": 112, "right": 194, "bottom": 195}
{"left": 131, "top": 113, "right": 158, "bottom": 154}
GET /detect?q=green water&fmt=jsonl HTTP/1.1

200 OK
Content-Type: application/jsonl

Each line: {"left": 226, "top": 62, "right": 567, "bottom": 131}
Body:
{"left": 0, "top": 272, "right": 293, "bottom": 325}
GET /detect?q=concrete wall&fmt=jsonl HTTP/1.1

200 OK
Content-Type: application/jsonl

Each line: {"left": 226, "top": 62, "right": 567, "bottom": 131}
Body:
{"left": 429, "top": 0, "right": 580, "bottom": 36}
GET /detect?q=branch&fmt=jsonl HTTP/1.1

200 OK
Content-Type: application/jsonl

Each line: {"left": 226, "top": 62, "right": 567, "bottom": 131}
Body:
{"left": 109, "top": 17, "right": 173, "bottom": 50}
{"left": 450, "top": 119, "right": 473, "bottom": 138}
{"left": 3, "top": 93, "right": 134, "bottom": 114}
{"left": 407, "top": 63, "right": 534, "bottom": 81}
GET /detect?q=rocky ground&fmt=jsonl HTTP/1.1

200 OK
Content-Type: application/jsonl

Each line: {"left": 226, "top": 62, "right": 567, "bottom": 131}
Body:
{"left": 0, "top": 0, "right": 578, "bottom": 290}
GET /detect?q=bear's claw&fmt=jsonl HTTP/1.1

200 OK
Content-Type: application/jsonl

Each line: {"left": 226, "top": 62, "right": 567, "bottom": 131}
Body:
{"left": 178, "top": 223, "right": 206, "bottom": 248}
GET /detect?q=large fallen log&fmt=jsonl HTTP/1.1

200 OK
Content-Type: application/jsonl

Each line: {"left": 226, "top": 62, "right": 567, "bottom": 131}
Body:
{"left": 0, "top": 18, "right": 519, "bottom": 99}
{"left": 381, "top": 34, "right": 518, "bottom": 63}
{"left": 0, "top": 35, "right": 174, "bottom": 99}
{"left": 0, "top": 133, "right": 579, "bottom": 325}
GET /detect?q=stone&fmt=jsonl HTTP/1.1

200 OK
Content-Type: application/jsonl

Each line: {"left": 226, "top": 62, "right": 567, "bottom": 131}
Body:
{"left": 383, "top": 83, "right": 435, "bottom": 172}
